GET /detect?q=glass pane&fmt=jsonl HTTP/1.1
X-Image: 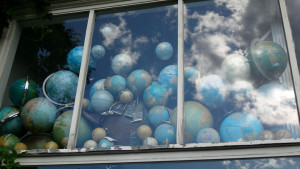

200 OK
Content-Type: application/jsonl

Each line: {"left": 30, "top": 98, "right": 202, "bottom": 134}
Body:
{"left": 183, "top": 0, "right": 299, "bottom": 144}
{"left": 80, "top": 5, "right": 178, "bottom": 148}
{"left": 0, "top": 15, "right": 89, "bottom": 150}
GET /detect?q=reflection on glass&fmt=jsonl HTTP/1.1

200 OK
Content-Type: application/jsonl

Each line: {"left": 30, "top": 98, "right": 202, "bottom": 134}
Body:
{"left": 0, "top": 16, "right": 88, "bottom": 150}
{"left": 184, "top": 0, "right": 299, "bottom": 144}
{"left": 81, "top": 5, "right": 178, "bottom": 148}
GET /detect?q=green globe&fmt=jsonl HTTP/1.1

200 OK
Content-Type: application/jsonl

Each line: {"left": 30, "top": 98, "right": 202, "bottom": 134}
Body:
{"left": 0, "top": 134, "right": 20, "bottom": 150}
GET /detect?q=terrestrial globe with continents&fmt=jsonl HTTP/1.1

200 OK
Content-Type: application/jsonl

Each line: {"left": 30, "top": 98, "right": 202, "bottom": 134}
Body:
{"left": 45, "top": 70, "right": 78, "bottom": 104}
{"left": 196, "top": 128, "right": 220, "bottom": 143}
{"left": 21, "top": 97, "right": 57, "bottom": 133}
{"left": 148, "top": 105, "right": 170, "bottom": 128}
{"left": 67, "top": 46, "right": 96, "bottom": 74}
{"left": 0, "top": 134, "right": 20, "bottom": 150}
{"left": 127, "top": 69, "right": 152, "bottom": 95}
{"left": 104, "top": 75, "right": 127, "bottom": 96}
{"left": 143, "top": 82, "right": 169, "bottom": 108}
{"left": 154, "top": 123, "right": 176, "bottom": 145}
{"left": 111, "top": 54, "right": 133, "bottom": 75}
{"left": 155, "top": 42, "right": 173, "bottom": 60}
{"left": 158, "top": 65, "right": 178, "bottom": 96}
{"left": 91, "top": 45, "right": 105, "bottom": 60}
{"left": 89, "top": 79, "right": 105, "bottom": 99}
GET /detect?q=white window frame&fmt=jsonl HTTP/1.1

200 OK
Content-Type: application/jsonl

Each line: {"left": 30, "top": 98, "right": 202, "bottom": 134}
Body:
{"left": 0, "top": 0, "right": 300, "bottom": 166}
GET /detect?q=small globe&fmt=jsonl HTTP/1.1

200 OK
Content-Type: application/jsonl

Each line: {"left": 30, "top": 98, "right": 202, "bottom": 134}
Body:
{"left": 127, "top": 69, "right": 152, "bottom": 95}
{"left": 154, "top": 123, "right": 176, "bottom": 145}
{"left": 119, "top": 89, "right": 133, "bottom": 103}
{"left": 0, "top": 106, "right": 26, "bottom": 137}
{"left": 21, "top": 133, "right": 53, "bottom": 150}
{"left": 45, "top": 70, "right": 78, "bottom": 104}
{"left": 9, "top": 78, "right": 39, "bottom": 106}
{"left": 258, "top": 130, "right": 275, "bottom": 140}
{"left": 184, "top": 66, "right": 200, "bottom": 85}
{"left": 83, "top": 140, "right": 98, "bottom": 148}
{"left": 13, "top": 142, "right": 28, "bottom": 151}
{"left": 221, "top": 54, "right": 251, "bottom": 83}
{"left": 101, "top": 26, "right": 113, "bottom": 37}
{"left": 92, "top": 128, "right": 106, "bottom": 142}
{"left": 67, "top": 46, "right": 96, "bottom": 74}
{"left": 21, "top": 97, "right": 57, "bottom": 133}
{"left": 137, "top": 125, "right": 152, "bottom": 140}
{"left": 195, "top": 74, "right": 227, "bottom": 110}
{"left": 89, "top": 79, "right": 105, "bottom": 99}
{"left": 44, "top": 141, "right": 59, "bottom": 149}
{"left": 143, "top": 83, "right": 169, "bottom": 108}
{"left": 158, "top": 65, "right": 177, "bottom": 96}
{"left": 219, "top": 112, "right": 263, "bottom": 142}
{"left": 104, "top": 75, "right": 127, "bottom": 96}
{"left": 143, "top": 137, "right": 158, "bottom": 146}
{"left": 82, "top": 98, "right": 92, "bottom": 112}
{"left": 91, "top": 45, "right": 105, "bottom": 60}
{"left": 275, "top": 129, "right": 293, "bottom": 140}
{"left": 247, "top": 41, "right": 288, "bottom": 80}
{"left": 196, "top": 128, "right": 220, "bottom": 143}
{"left": 148, "top": 105, "right": 170, "bottom": 128}
{"left": 91, "top": 89, "right": 114, "bottom": 113}
{"left": 0, "top": 134, "right": 20, "bottom": 150}
{"left": 171, "top": 101, "right": 213, "bottom": 143}
{"left": 111, "top": 54, "right": 133, "bottom": 75}
{"left": 52, "top": 110, "right": 92, "bottom": 148}
{"left": 98, "top": 138, "right": 114, "bottom": 148}
{"left": 155, "top": 42, "right": 173, "bottom": 60}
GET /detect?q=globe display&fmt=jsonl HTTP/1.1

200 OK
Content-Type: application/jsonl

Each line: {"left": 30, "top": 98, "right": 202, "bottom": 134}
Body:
{"left": 91, "top": 45, "right": 105, "bottom": 60}
{"left": 91, "top": 89, "right": 114, "bottom": 113}
{"left": 111, "top": 54, "right": 133, "bottom": 75}
{"left": 155, "top": 42, "right": 173, "bottom": 60}
{"left": 9, "top": 78, "right": 39, "bottom": 106}
{"left": 67, "top": 46, "right": 96, "bottom": 74}
{"left": 143, "top": 82, "right": 168, "bottom": 108}
{"left": 0, "top": 105, "right": 26, "bottom": 137}
{"left": 22, "top": 133, "right": 53, "bottom": 149}
{"left": 154, "top": 123, "right": 176, "bottom": 145}
{"left": 0, "top": 134, "right": 20, "bottom": 150}
{"left": 196, "top": 128, "right": 220, "bottom": 143}
{"left": 158, "top": 65, "right": 177, "bottom": 96}
{"left": 104, "top": 75, "right": 127, "bottom": 96}
{"left": 21, "top": 97, "right": 57, "bottom": 133}
{"left": 52, "top": 110, "right": 92, "bottom": 148}
{"left": 247, "top": 41, "right": 288, "bottom": 81}
{"left": 148, "top": 105, "right": 170, "bottom": 128}
{"left": 172, "top": 101, "right": 213, "bottom": 143}
{"left": 98, "top": 138, "right": 114, "bottom": 148}
{"left": 45, "top": 70, "right": 78, "bottom": 104}
{"left": 89, "top": 79, "right": 105, "bottom": 99}
{"left": 184, "top": 66, "right": 200, "bottom": 85}
{"left": 127, "top": 69, "right": 152, "bottom": 95}
{"left": 219, "top": 112, "right": 264, "bottom": 142}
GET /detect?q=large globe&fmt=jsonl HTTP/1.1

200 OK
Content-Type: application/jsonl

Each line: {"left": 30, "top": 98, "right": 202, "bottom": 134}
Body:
{"left": 111, "top": 54, "right": 133, "bottom": 75}
{"left": 21, "top": 133, "right": 53, "bottom": 149}
{"left": 9, "top": 78, "right": 39, "bottom": 106}
{"left": 247, "top": 41, "right": 288, "bottom": 81}
{"left": 171, "top": 101, "right": 213, "bottom": 143}
{"left": 91, "top": 45, "right": 105, "bottom": 60}
{"left": 21, "top": 97, "right": 57, "bottom": 133}
{"left": 158, "top": 65, "right": 178, "bottom": 96}
{"left": 219, "top": 112, "right": 264, "bottom": 142}
{"left": 53, "top": 110, "right": 92, "bottom": 148}
{"left": 67, "top": 46, "right": 96, "bottom": 74}
{"left": 184, "top": 66, "right": 200, "bottom": 85}
{"left": 148, "top": 105, "right": 170, "bottom": 128}
{"left": 91, "top": 89, "right": 114, "bottom": 113}
{"left": 104, "top": 75, "right": 127, "bottom": 96}
{"left": 127, "top": 69, "right": 152, "bottom": 95}
{"left": 0, "top": 134, "right": 20, "bottom": 150}
{"left": 45, "top": 70, "right": 78, "bottom": 104}
{"left": 0, "top": 106, "right": 26, "bottom": 137}
{"left": 89, "top": 79, "right": 105, "bottom": 99}
{"left": 155, "top": 42, "right": 173, "bottom": 60}
{"left": 143, "top": 82, "right": 169, "bottom": 108}
{"left": 154, "top": 123, "right": 176, "bottom": 145}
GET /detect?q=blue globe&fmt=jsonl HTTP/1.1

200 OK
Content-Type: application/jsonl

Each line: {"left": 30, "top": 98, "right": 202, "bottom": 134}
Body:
{"left": 98, "top": 138, "right": 114, "bottom": 148}
{"left": 111, "top": 54, "right": 133, "bottom": 75}
{"left": 196, "top": 128, "right": 220, "bottom": 143}
{"left": 45, "top": 70, "right": 78, "bottom": 104}
{"left": 127, "top": 69, "right": 152, "bottom": 95}
{"left": 155, "top": 42, "right": 173, "bottom": 60}
{"left": 184, "top": 66, "right": 200, "bottom": 85}
{"left": 148, "top": 105, "right": 170, "bottom": 128}
{"left": 195, "top": 74, "right": 227, "bottom": 110}
{"left": 91, "top": 45, "right": 105, "bottom": 60}
{"left": 0, "top": 106, "right": 26, "bottom": 137}
{"left": 104, "top": 75, "right": 127, "bottom": 96}
{"left": 219, "top": 112, "right": 264, "bottom": 142}
{"left": 158, "top": 65, "right": 177, "bottom": 96}
{"left": 91, "top": 89, "right": 114, "bottom": 113}
{"left": 143, "top": 83, "right": 169, "bottom": 108}
{"left": 89, "top": 79, "right": 105, "bottom": 99}
{"left": 154, "top": 123, "right": 176, "bottom": 145}
{"left": 67, "top": 46, "right": 96, "bottom": 74}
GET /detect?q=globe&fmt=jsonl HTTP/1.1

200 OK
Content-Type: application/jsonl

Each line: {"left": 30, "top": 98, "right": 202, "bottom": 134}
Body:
{"left": 82, "top": 98, "right": 92, "bottom": 112}
{"left": 158, "top": 65, "right": 177, "bottom": 96}
{"left": 21, "top": 133, "right": 53, "bottom": 149}
{"left": 143, "top": 137, "right": 158, "bottom": 146}
{"left": 44, "top": 141, "right": 59, "bottom": 149}
{"left": 0, "top": 105, "right": 26, "bottom": 137}
{"left": 137, "top": 125, "right": 152, "bottom": 140}
{"left": 275, "top": 129, "right": 293, "bottom": 140}
{"left": 256, "top": 82, "right": 288, "bottom": 96}
{"left": 154, "top": 123, "right": 176, "bottom": 145}
{"left": 184, "top": 66, "right": 200, "bottom": 85}
{"left": 21, "top": 97, "right": 57, "bottom": 133}
{"left": 52, "top": 110, "right": 92, "bottom": 148}
{"left": 127, "top": 69, "right": 152, "bottom": 95}
{"left": 89, "top": 79, "right": 105, "bottom": 99}
{"left": 91, "top": 45, "right": 105, "bottom": 60}
{"left": 221, "top": 54, "right": 251, "bottom": 83}
{"left": 67, "top": 46, "right": 96, "bottom": 74}
{"left": 101, "top": 26, "right": 113, "bottom": 37}
{"left": 111, "top": 54, "right": 133, "bottom": 75}
{"left": 119, "top": 89, "right": 133, "bottom": 104}
{"left": 143, "top": 82, "right": 169, "bottom": 108}
{"left": 45, "top": 70, "right": 78, "bottom": 104}
{"left": 104, "top": 75, "right": 127, "bottom": 96}
{"left": 196, "top": 128, "right": 220, "bottom": 143}
{"left": 83, "top": 140, "right": 98, "bottom": 148}
{"left": 13, "top": 142, "right": 28, "bottom": 151}
{"left": 92, "top": 128, "right": 106, "bottom": 142}
{"left": 98, "top": 138, "right": 114, "bottom": 148}
{"left": 258, "top": 130, "right": 275, "bottom": 140}
{"left": 171, "top": 101, "right": 213, "bottom": 143}
{"left": 247, "top": 41, "right": 288, "bottom": 81}
{"left": 0, "top": 134, "right": 20, "bottom": 150}
{"left": 155, "top": 42, "right": 173, "bottom": 60}
{"left": 195, "top": 74, "right": 227, "bottom": 110}
{"left": 9, "top": 78, "right": 39, "bottom": 106}
{"left": 91, "top": 89, "right": 114, "bottom": 113}
{"left": 148, "top": 105, "right": 170, "bottom": 128}
{"left": 219, "top": 112, "right": 264, "bottom": 142}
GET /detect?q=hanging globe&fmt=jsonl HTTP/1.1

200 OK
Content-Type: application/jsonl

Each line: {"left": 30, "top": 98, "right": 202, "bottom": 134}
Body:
{"left": 91, "top": 45, "right": 105, "bottom": 60}
{"left": 89, "top": 79, "right": 105, "bottom": 99}
{"left": 154, "top": 123, "right": 176, "bottom": 145}
{"left": 21, "top": 133, "right": 53, "bottom": 150}
{"left": 21, "top": 97, "right": 57, "bottom": 133}
{"left": 196, "top": 128, "right": 220, "bottom": 143}
{"left": 0, "top": 134, "right": 20, "bottom": 150}
{"left": 184, "top": 66, "right": 200, "bottom": 85}
{"left": 111, "top": 54, "right": 133, "bottom": 75}
{"left": 67, "top": 46, "right": 96, "bottom": 74}
{"left": 158, "top": 65, "right": 177, "bottom": 96}
{"left": 104, "top": 75, "right": 127, "bottom": 96}
{"left": 143, "top": 82, "right": 169, "bottom": 108}
{"left": 91, "top": 89, "right": 114, "bottom": 113}
{"left": 9, "top": 78, "right": 39, "bottom": 106}
{"left": 155, "top": 42, "right": 173, "bottom": 60}
{"left": 127, "top": 69, "right": 152, "bottom": 95}
{"left": 148, "top": 105, "right": 170, "bottom": 128}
